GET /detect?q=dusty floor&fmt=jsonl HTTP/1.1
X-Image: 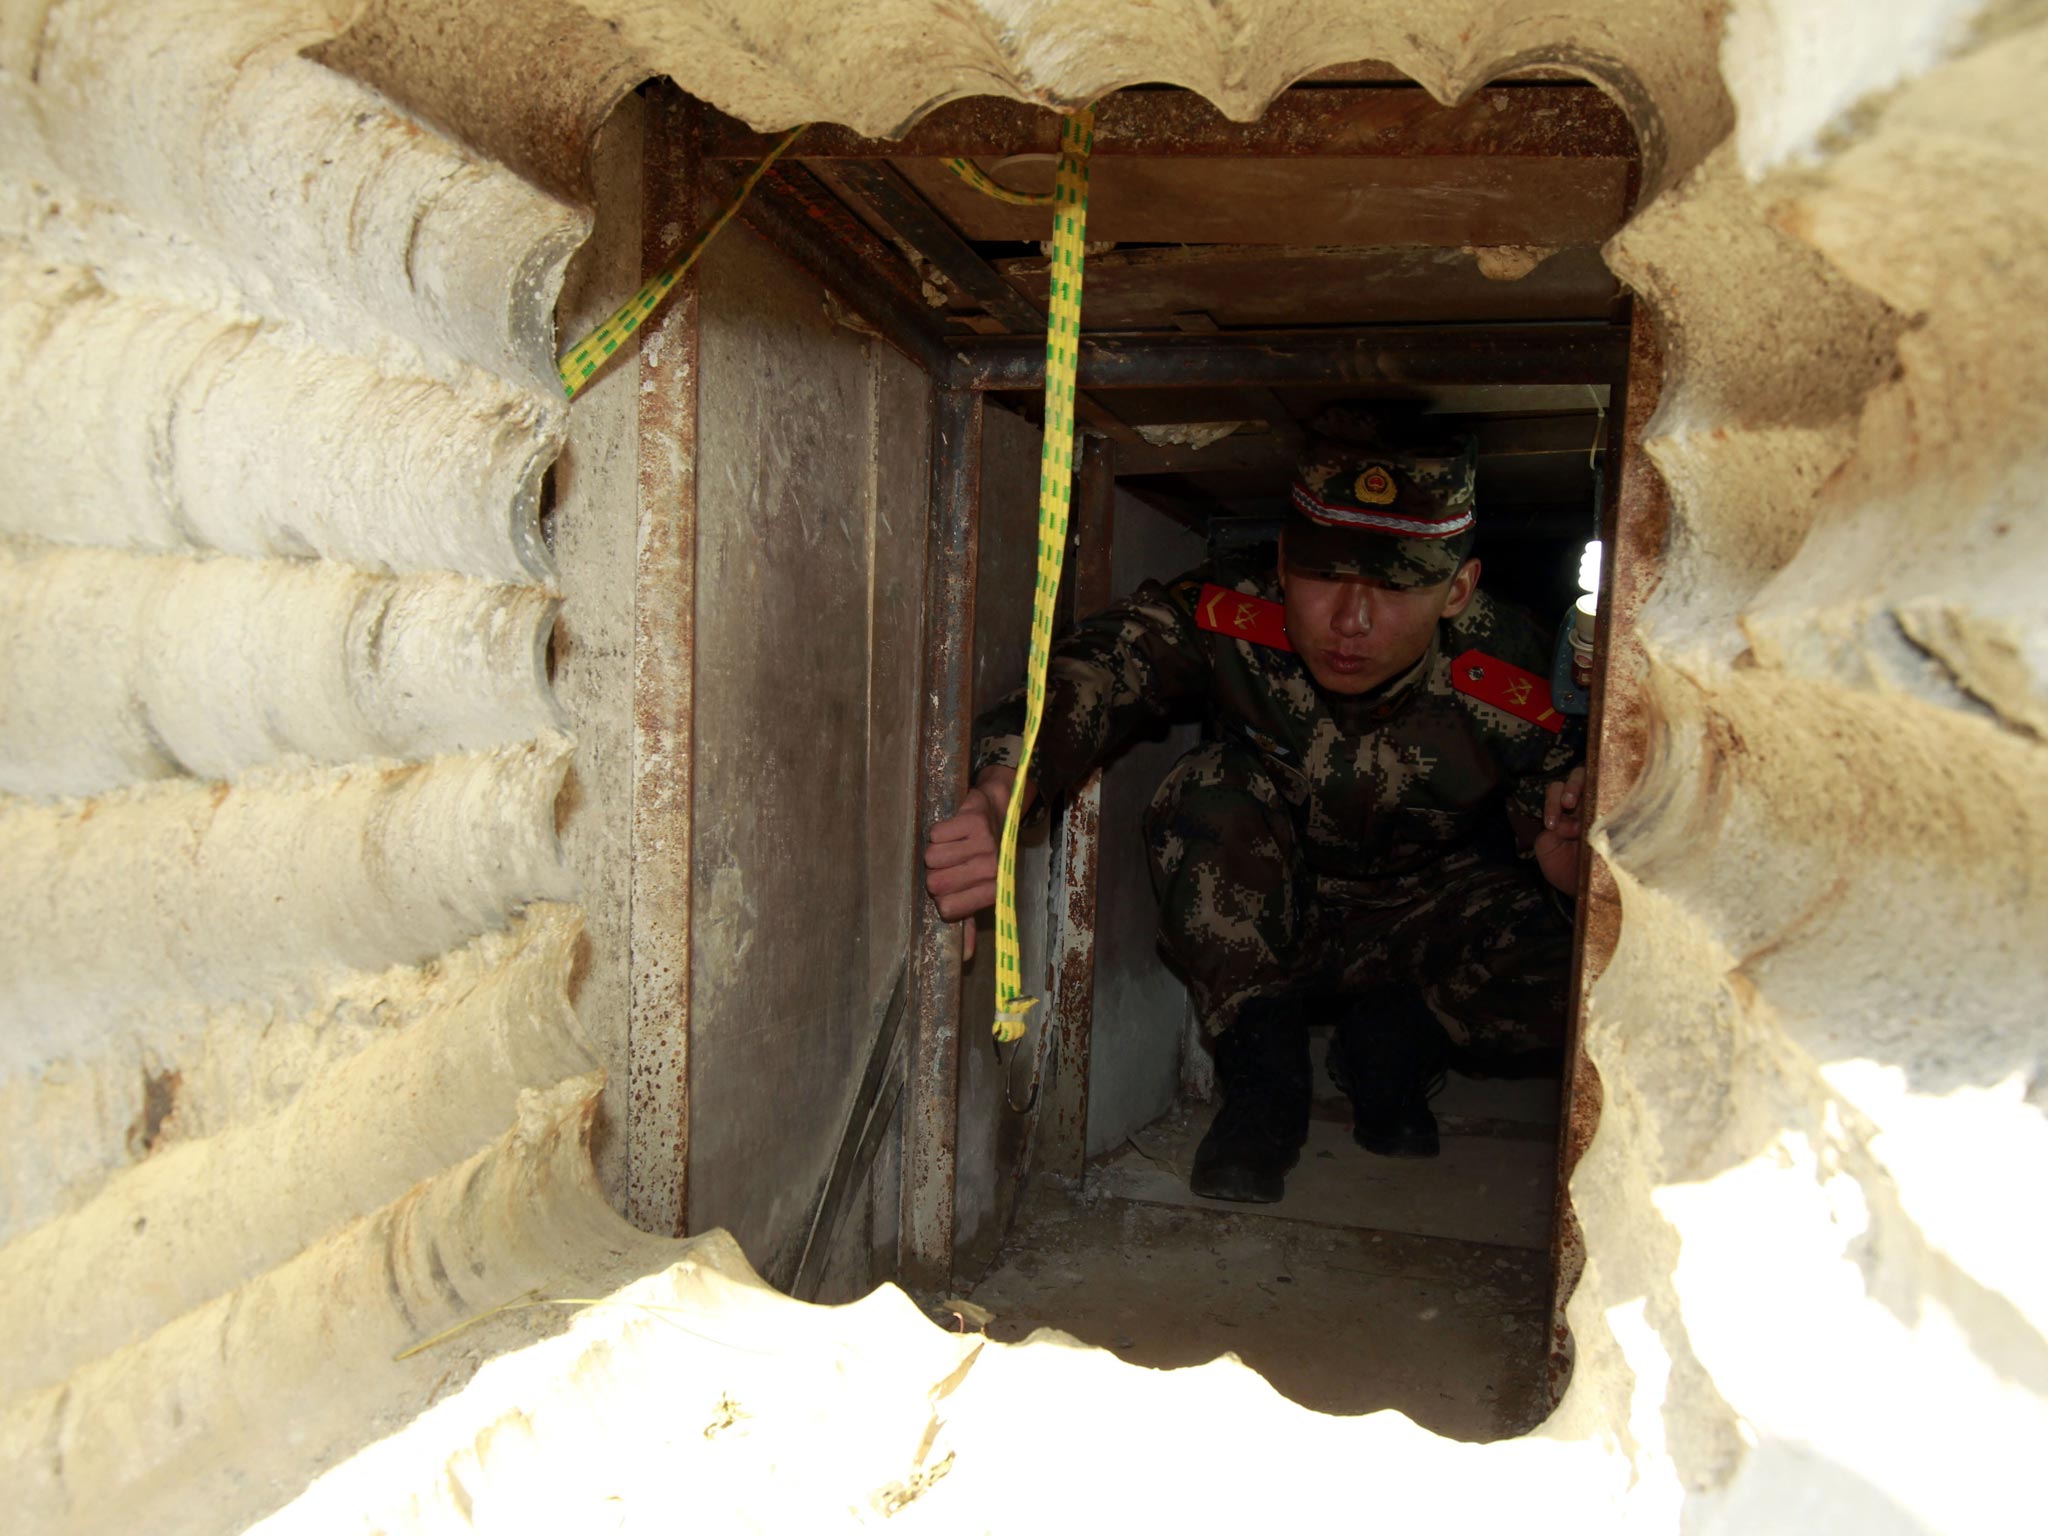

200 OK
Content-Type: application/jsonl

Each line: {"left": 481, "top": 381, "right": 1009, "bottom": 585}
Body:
{"left": 961, "top": 1036, "right": 1562, "bottom": 1441}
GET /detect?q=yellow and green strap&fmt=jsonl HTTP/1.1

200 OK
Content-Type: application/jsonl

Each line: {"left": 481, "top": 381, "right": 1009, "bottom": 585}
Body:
{"left": 556, "top": 124, "right": 807, "bottom": 401}
{"left": 979, "top": 108, "right": 1094, "bottom": 1042}
{"left": 944, "top": 156, "right": 1057, "bottom": 207}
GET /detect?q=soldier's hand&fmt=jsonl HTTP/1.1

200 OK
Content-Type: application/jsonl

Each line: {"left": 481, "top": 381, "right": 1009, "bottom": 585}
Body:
{"left": 924, "top": 767, "right": 1016, "bottom": 961}
{"left": 1533, "top": 764, "right": 1588, "bottom": 894}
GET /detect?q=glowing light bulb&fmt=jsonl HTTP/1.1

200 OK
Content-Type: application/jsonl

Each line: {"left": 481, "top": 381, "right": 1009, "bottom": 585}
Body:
{"left": 1577, "top": 538, "right": 1603, "bottom": 594}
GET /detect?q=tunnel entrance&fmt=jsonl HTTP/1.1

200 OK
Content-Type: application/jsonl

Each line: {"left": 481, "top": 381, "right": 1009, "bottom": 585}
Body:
{"left": 915, "top": 71, "right": 1638, "bottom": 1439}
{"left": 554, "top": 65, "right": 1644, "bottom": 1440}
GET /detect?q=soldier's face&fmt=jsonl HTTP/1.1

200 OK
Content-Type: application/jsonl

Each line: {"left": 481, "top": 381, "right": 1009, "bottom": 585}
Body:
{"left": 1278, "top": 550, "right": 1481, "bottom": 695}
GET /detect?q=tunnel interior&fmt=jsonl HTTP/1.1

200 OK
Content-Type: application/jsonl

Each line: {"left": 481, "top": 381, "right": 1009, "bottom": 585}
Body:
{"left": 547, "top": 65, "right": 1644, "bottom": 1438}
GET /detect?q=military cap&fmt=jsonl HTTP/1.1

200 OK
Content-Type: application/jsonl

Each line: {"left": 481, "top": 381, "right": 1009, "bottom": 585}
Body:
{"left": 1284, "top": 423, "right": 1479, "bottom": 588}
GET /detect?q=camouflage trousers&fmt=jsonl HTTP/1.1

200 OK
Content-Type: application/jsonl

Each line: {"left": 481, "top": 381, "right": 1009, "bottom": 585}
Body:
{"left": 1143, "top": 742, "right": 1570, "bottom": 1067}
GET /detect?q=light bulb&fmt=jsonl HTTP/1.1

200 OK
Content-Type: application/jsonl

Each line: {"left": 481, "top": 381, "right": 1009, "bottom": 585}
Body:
{"left": 1577, "top": 538, "right": 1603, "bottom": 594}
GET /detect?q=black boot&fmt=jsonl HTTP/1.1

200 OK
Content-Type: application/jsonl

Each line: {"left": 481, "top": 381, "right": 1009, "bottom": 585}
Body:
{"left": 1190, "top": 1000, "right": 1312, "bottom": 1203}
{"left": 1328, "top": 990, "right": 1448, "bottom": 1159}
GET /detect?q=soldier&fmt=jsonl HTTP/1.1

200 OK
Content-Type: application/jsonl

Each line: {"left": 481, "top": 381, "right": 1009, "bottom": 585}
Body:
{"left": 924, "top": 417, "right": 1587, "bottom": 1202}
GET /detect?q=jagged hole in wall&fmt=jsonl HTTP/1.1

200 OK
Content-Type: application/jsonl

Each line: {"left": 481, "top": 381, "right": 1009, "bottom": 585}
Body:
{"left": 558, "top": 64, "right": 1645, "bottom": 1441}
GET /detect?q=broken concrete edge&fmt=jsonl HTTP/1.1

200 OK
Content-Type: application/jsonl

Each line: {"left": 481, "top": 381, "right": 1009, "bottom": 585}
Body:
{"left": 255, "top": 1230, "right": 1628, "bottom": 1533}
{"left": 7, "top": 1073, "right": 687, "bottom": 1536}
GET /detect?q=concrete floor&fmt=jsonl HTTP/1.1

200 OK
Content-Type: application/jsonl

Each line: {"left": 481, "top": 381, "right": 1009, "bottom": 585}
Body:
{"left": 962, "top": 1039, "right": 1562, "bottom": 1442}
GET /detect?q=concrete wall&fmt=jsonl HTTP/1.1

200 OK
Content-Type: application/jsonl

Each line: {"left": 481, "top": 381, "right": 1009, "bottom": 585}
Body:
{"left": 1086, "top": 491, "right": 1204, "bottom": 1155}
{"left": 0, "top": 7, "right": 689, "bottom": 1532}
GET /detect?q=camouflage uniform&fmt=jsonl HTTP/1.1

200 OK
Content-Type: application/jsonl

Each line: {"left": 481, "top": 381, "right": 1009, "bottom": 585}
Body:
{"left": 973, "top": 559, "right": 1581, "bottom": 1070}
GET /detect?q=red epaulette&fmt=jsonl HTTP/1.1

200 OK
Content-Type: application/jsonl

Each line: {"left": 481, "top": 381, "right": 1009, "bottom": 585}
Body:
{"left": 1192, "top": 583, "right": 1294, "bottom": 652}
{"left": 1448, "top": 648, "right": 1564, "bottom": 733}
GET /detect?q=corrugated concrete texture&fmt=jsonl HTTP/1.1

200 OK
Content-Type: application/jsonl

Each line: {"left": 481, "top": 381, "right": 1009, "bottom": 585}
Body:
{"left": 2, "top": 1, "right": 2044, "bottom": 1533}
{"left": 0, "top": 3, "right": 682, "bottom": 1531}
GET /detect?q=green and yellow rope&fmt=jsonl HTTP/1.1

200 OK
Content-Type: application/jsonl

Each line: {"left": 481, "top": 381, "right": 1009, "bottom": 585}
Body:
{"left": 984, "top": 109, "right": 1094, "bottom": 1042}
{"left": 556, "top": 124, "right": 807, "bottom": 401}
{"left": 944, "top": 156, "right": 1057, "bottom": 207}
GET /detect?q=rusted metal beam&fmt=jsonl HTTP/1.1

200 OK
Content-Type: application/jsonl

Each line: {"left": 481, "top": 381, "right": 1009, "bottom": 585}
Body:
{"left": 901, "top": 386, "right": 983, "bottom": 1289}
{"left": 1042, "top": 439, "right": 1116, "bottom": 1179}
{"left": 1111, "top": 434, "right": 1292, "bottom": 477}
{"left": 1470, "top": 412, "right": 1607, "bottom": 457}
{"left": 1074, "top": 394, "right": 1145, "bottom": 445}
{"left": 1295, "top": 59, "right": 1589, "bottom": 84}
{"left": 761, "top": 163, "right": 932, "bottom": 310}
{"left": 1113, "top": 412, "right": 1604, "bottom": 476}
{"left": 707, "top": 87, "right": 1635, "bottom": 161}
{"left": 626, "top": 87, "right": 701, "bottom": 1237}
{"left": 814, "top": 161, "right": 1145, "bottom": 437}
{"left": 1169, "top": 312, "right": 1303, "bottom": 449}
{"left": 724, "top": 166, "right": 954, "bottom": 377}
{"left": 1546, "top": 299, "right": 1665, "bottom": 1408}
{"left": 954, "top": 323, "right": 1629, "bottom": 392}
{"left": 826, "top": 160, "right": 1045, "bottom": 335}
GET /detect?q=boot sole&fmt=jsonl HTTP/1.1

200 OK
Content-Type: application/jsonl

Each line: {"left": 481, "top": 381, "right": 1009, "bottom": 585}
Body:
{"left": 1353, "top": 1127, "right": 1440, "bottom": 1159}
{"left": 1188, "top": 1170, "right": 1287, "bottom": 1203}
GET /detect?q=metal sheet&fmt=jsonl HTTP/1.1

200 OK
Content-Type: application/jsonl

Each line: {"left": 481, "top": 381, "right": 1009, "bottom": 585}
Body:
{"left": 951, "top": 403, "right": 1054, "bottom": 1277}
{"left": 957, "top": 324, "right": 1630, "bottom": 392}
{"left": 791, "top": 962, "right": 909, "bottom": 1300}
{"left": 731, "top": 168, "right": 954, "bottom": 377}
{"left": 708, "top": 86, "right": 1636, "bottom": 161}
{"left": 549, "top": 94, "right": 646, "bottom": 1213}
{"left": 824, "top": 160, "right": 1045, "bottom": 335}
{"left": 903, "top": 155, "right": 1629, "bottom": 249}
{"left": 1546, "top": 301, "right": 1667, "bottom": 1404}
{"left": 857, "top": 345, "right": 934, "bottom": 1287}
{"left": 687, "top": 220, "right": 890, "bottom": 1283}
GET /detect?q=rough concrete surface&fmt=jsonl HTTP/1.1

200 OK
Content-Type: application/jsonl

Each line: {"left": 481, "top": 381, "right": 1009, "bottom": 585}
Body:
{"left": 0, "top": 0, "right": 2042, "bottom": 1532}
{"left": 969, "top": 1178, "right": 1554, "bottom": 1442}
{"left": 1097, "top": 1086, "right": 1557, "bottom": 1251}
{"left": 0, "top": 2, "right": 676, "bottom": 1528}
{"left": 970, "top": 1055, "right": 1564, "bottom": 1442}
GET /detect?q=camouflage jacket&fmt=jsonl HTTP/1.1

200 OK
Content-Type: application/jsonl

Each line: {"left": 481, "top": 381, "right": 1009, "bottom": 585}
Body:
{"left": 973, "top": 559, "right": 1584, "bottom": 897}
